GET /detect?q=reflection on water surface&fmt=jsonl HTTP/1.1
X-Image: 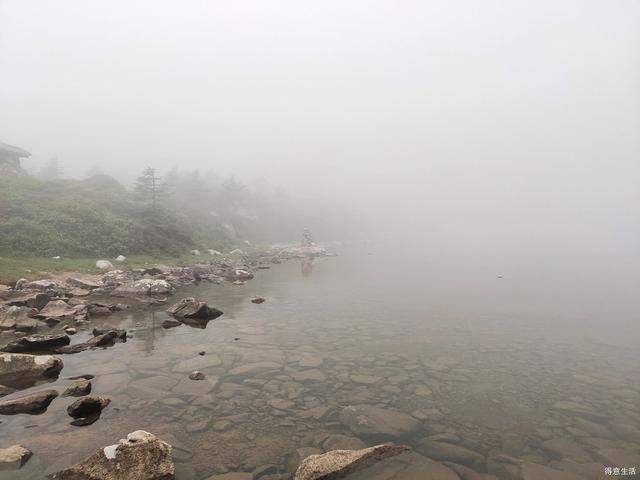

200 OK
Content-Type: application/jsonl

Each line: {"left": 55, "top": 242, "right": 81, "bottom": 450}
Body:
{"left": 1, "top": 248, "right": 639, "bottom": 479}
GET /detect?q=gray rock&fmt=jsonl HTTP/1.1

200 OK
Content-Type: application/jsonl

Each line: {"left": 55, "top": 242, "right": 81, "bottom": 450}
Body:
{"left": 35, "top": 301, "right": 83, "bottom": 321}
{"left": 48, "top": 430, "right": 174, "bottom": 480}
{"left": 295, "top": 444, "right": 409, "bottom": 480}
{"left": 62, "top": 379, "right": 91, "bottom": 397}
{"left": 25, "top": 279, "right": 57, "bottom": 291}
{"left": 112, "top": 279, "right": 173, "bottom": 297}
{"left": 0, "top": 353, "right": 64, "bottom": 390}
{"left": 166, "top": 297, "right": 223, "bottom": 320}
{"left": 66, "top": 277, "right": 102, "bottom": 290}
{"left": 0, "top": 389, "right": 58, "bottom": 414}
{"left": 0, "top": 444, "right": 32, "bottom": 470}
{"left": 1, "top": 333, "right": 70, "bottom": 352}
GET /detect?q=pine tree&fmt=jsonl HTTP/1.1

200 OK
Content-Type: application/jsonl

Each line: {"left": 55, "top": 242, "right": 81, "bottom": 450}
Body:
{"left": 134, "top": 167, "right": 165, "bottom": 211}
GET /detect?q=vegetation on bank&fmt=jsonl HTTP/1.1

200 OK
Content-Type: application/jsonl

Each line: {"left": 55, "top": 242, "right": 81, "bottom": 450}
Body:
{"left": 0, "top": 166, "right": 333, "bottom": 263}
{"left": 0, "top": 254, "right": 207, "bottom": 284}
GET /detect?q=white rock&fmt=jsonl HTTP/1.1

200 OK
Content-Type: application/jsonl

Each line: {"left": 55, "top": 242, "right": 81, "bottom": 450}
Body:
{"left": 190, "top": 249, "right": 201, "bottom": 256}
{"left": 115, "top": 255, "right": 126, "bottom": 262}
{"left": 96, "top": 260, "right": 114, "bottom": 269}
{"left": 229, "top": 249, "right": 244, "bottom": 255}
{"left": 52, "top": 256, "right": 61, "bottom": 260}
{"left": 0, "top": 444, "right": 32, "bottom": 470}
{"left": 207, "top": 249, "right": 222, "bottom": 255}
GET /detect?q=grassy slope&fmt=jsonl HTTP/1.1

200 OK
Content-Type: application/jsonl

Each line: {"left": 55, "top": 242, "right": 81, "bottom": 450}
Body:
{"left": 0, "top": 174, "right": 230, "bottom": 261}
{"left": 0, "top": 254, "right": 214, "bottom": 284}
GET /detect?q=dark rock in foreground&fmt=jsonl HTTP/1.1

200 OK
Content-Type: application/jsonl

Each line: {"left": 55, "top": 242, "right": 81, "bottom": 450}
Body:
{"left": 0, "top": 389, "right": 58, "bottom": 414}
{"left": 1, "top": 333, "right": 70, "bottom": 353}
{"left": 48, "top": 430, "right": 174, "bottom": 480}
{"left": 0, "top": 444, "right": 32, "bottom": 470}
{"left": 167, "top": 297, "right": 223, "bottom": 320}
{"left": 251, "top": 297, "right": 266, "bottom": 304}
{"left": 295, "top": 444, "right": 409, "bottom": 480}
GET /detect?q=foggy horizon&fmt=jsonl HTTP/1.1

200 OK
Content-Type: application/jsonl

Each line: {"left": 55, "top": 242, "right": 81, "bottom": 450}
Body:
{"left": 2, "top": 0, "right": 638, "bottom": 245}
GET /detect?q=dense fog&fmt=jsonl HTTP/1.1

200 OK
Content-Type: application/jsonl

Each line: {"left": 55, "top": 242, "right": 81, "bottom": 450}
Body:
{"left": 1, "top": 1, "right": 639, "bottom": 260}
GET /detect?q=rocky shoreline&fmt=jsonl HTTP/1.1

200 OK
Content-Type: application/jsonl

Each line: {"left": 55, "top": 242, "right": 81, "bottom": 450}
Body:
{"left": 0, "top": 245, "right": 358, "bottom": 478}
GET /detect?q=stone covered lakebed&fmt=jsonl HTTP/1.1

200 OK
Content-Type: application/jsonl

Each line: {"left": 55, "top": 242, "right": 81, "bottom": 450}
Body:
{"left": 0, "top": 245, "right": 639, "bottom": 479}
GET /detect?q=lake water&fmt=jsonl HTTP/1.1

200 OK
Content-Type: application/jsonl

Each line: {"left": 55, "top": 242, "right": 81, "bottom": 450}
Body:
{"left": 2, "top": 243, "right": 639, "bottom": 479}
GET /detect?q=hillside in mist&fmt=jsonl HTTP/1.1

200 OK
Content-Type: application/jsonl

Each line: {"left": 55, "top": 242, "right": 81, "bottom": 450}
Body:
{"left": 0, "top": 155, "right": 351, "bottom": 257}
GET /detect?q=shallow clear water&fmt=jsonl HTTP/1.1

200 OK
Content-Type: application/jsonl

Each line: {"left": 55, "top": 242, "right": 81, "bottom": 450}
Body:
{"left": 1, "top": 245, "right": 639, "bottom": 479}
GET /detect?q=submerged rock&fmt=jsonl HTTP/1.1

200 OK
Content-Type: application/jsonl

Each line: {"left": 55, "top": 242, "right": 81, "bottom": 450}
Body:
{"left": 166, "top": 297, "right": 223, "bottom": 320}
{"left": 1, "top": 333, "right": 70, "bottom": 353}
{"left": 251, "top": 297, "right": 266, "bottom": 304}
{"left": 48, "top": 430, "right": 174, "bottom": 480}
{"left": 339, "top": 405, "right": 422, "bottom": 441}
{"left": 0, "top": 389, "right": 58, "bottom": 414}
{"left": 295, "top": 444, "right": 409, "bottom": 480}
{"left": 418, "top": 439, "right": 483, "bottom": 466}
{"left": 0, "top": 444, "right": 32, "bottom": 470}
{"left": 0, "top": 353, "right": 64, "bottom": 391}
{"left": 189, "top": 371, "right": 205, "bottom": 380}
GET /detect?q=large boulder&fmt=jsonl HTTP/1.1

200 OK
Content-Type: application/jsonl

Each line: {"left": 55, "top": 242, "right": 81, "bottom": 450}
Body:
{"left": 0, "top": 306, "right": 40, "bottom": 332}
{"left": 339, "top": 405, "right": 422, "bottom": 441}
{"left": 295, "top": 444, "right": 409, "bottom": 480}
{"left": 0, "top": 389, "right": 58, "bottom": 414}
{"left": 1, "top": 333, "right": 70, "bottom": 353}
{"left": 166, "top": 298, "right": 223, "bottom": 320}
{"left": 0, "top": 353, "right": 64, "bottom": 391}
{"left": 5, "top": 292, "right": 50, "bottom": 309}
{"left": 48, "top": 430, "right": 175, "bottom": 480}
{"left": 112, "top": 279, "right": 173, "bottom": 297}
{"left": 0, "top": 445, "right": 32, "bottom": 470}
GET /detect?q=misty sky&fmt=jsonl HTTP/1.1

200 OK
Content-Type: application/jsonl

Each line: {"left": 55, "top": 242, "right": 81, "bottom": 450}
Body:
{"left": 1, "top": 1, "right": 638, "bottom": 242}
